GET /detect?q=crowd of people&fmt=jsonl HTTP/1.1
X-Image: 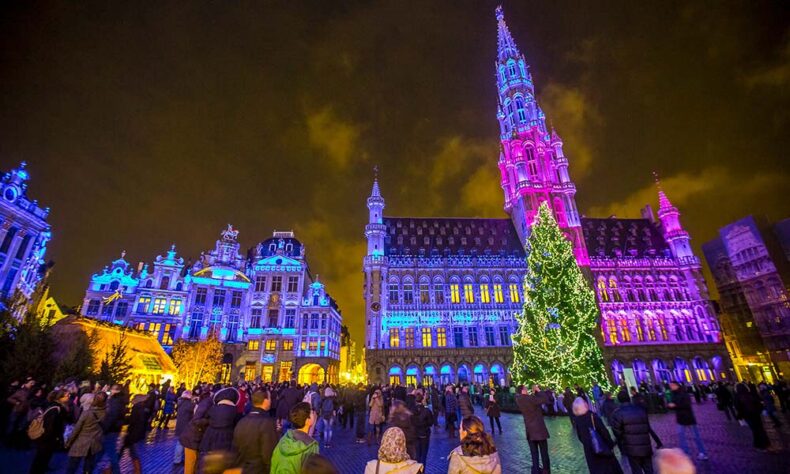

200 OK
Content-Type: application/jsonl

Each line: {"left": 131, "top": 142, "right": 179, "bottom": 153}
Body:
{"left": 1, "top": 374, "right": 787, "bottom": 473}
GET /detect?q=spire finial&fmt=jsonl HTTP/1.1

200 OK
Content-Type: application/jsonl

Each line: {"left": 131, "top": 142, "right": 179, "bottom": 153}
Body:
{"left": 495, "top": 5, "right": 505, "bottom": 22}
{"left": 652, "top": 171, "right": 662, "bottom": 190}
{"left": 653, "top": 171, "right": 673, "bottom": 210}
{"left": 373, "top": 165, "right": 378, "bottom": 181}
{"left": 121, "top": 250, "right": 126, "bottom": 259}
{"left": 496, "top": 5, "right": 521, "bottom": 61}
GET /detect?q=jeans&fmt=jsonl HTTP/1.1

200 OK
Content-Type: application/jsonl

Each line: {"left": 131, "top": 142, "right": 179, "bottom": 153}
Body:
{"left": 489, "top": 416, "right": 502, "bottom": 433}
{"left": 321, "top": 416, "right": 334, "bottom": 444}
{"left": 528, "top": 439, "right": 550, "bottom": 474}
{"left": 97, "top": 433, "right": 121, "bottom": 474}
{"left": 416, "top": 436, "right": 430, "bottom": 466}
{"left": 445, "top": 412, "right": 457, "bottom": 434}
{"left": 355, "top": 411, "right": 366, "bottom": 439}
{"left": 627, "top": 455, "right": 654, "bottom": 474}
{"left": 173, "top": 440, "right": 185, "bottom": 464}
{"left": 677, "top": 424, "right": 706, "bottom": 456}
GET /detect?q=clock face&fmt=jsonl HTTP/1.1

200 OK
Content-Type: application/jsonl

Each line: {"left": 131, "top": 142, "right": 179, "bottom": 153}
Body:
{"left": 3, "top": 187, "right": 17, "bottom": 203}
{"left": 370, "top": 302, "right": 381, "bottom": 312}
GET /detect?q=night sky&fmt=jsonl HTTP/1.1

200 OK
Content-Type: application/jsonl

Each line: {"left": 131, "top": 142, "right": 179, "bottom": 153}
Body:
{"left": 1, "top": 1, "right": 787, "bottom": 346}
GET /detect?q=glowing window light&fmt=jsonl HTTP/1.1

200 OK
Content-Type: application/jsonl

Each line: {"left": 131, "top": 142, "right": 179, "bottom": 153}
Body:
{"left": 421, "top": 327, "right": 432, "bottom": 347}
{"left": 169, "top": 299, "right": 182, "bottom": 315}
{"left": 620, "top": 318, "right": 631, "bottom": 342}
{"left": 404, "top": 328, "right": 415, "bottom": 348}
{"left": 464, "top": 284, "right": 474, "bottom": 303}
{"left": 509, "top": 283, "right": 520, "bottom": 303}
{"left": 437, "top": 327, "right": 447, "bottom": 347}
{"left": 389, "top": 328, "right": 400, "bottom": 348}
{"left": 137, "top": 297, "right": 151, "bottom": 314}
{"left": 607, "top": 318, "right": 618, "bottom": 344}
{"left": 480, "top": 284, "right": 491, "bottom": 303}
{"left": 450, "top": 284, "right": 460, "bottom": 303}
{"left": 152, "top": 298, "right": 166, "bottom": 315}
{"left": 493, "top": 284, "right": 503, "bottom": 303}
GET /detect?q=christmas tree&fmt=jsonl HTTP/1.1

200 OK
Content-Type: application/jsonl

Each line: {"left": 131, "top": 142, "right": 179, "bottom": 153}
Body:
{"left": 511, "top": 202, "right": 611, "bottom": 391}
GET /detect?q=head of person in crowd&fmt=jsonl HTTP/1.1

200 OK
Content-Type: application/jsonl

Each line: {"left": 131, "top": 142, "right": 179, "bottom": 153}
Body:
{"left": 459, "top": 416, "right": 497, "bottom": 457}
{"left": 572, "top": 397, "right": 590, "bottom": 416}
{"left": 252, "top": 390, "right": 271, "bottom": 411}
{"left": 289, "top": 402, "right": 313, "bottom": 432}
{"left": 617, "top": 390, "right": 630, "bottom": 404}
{"left": 669, "top": 381, "right": 681, "bottom": 392}
{"left": 655, "top": 448, "right": 696, "bottom": 474}
{"left": 91, "top": 391, "right": 107, "bottom": 409}
{"left": 301, "top": 454, "right": 339, "bottom": 474}
{"left": 378, "top": 427, "right": 410, "bottom": 463}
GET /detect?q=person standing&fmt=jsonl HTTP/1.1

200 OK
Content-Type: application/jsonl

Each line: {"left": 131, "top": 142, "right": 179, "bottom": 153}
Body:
{"left": 447, "top": 415, "right": 502, "bottom": 474}
{"left": 667, "top": 381, "right": 708, "bottom": 461}
{"left": 29, "top": 389, "right": 71, "bottom": 474}
{"left": 714, "top": 382, "right": 737, "bottom": 421}
{"left": 319, "top": 387, "right": 337, "bottom": 448}
{"left": 734, "top": 382, "right": 771, "bottom": 451}
{"left": 201, "top": 387, "right": 241, "bottom": 454}
{"left": 64, "top": 392, "right": 106, "bottom": 474}
{"left": 172, "top": 390, "right": 194, "bottom": 466}
{"left": 562, "top": 387, "right": 575, "bottom": 425}
{"left": 515, "top": 385, "right": 551, "bottom": 474}
{"left": 353, "top": 384, "right": 367, "bottom": 444}
{"left": 610, "top": 391, "right": 661, "bottom": 474}
{"left": 458, "top": 386, "right": 474, "bottom": 420}
{"left": 97, "top": 385, "right": 126, "bottom": 474}
{"left": 158, "top": 386, "right": 177, "bottom": 429}
{"left": 388, "top": 400, "right": 417, "bottom": 461}
{"left": 430, "top": 385, "right": 442, "bottom": 430}
{"left": 233, "top": 390, "right": 278, "bottom": 473}
{"left": 180, "top": 390, "right": 212, "bottom": 474}
{"left": 444, "top": 385, "right": 459, "bottom": 438}
{"left": 368, "top": 389, "right": 385, "bottom": 445}
{"left": 572, "top": 397, "right": 623, "bottom": 474}
{"left": 484, "top": 389, "right": 502, "bottom": 435}
{"left": 364, "top": 427, "right": 424, "bottom": 474}
{"left": 411, "top": 391, "right": 433, "bottom": 467}
{"left": 271, "top": 402, "right": 319, "bottom": 474}
{"left": 120, "top": 394, "right": 149, "bottom": 474}
{"left": 6, "top": 378, "right": 34, "bottom": 442}
{"left": 276, "top": 382, "right": 302, "bottom": 432}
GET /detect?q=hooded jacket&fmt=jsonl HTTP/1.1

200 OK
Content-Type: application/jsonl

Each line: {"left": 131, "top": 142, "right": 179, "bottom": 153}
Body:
{"left": 364, "top": 459, "right": 424, "bottom": 474}
{"left": 270, "top": 429, "right": 319, "bottom": 474}
{"left": 447, "top": 445, "right": 502, "bottom": 474}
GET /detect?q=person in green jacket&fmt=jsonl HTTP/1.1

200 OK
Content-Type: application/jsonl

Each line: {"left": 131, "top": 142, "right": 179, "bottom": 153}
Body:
{"left": 271, "top": 402, "right": 319, "bottom": 474}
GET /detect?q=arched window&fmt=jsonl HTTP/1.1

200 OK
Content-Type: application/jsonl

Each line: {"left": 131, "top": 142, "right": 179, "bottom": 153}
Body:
{"left": 553, "top": 197, "right": 566, "bottom": 226}
{"left": 597, "top": 277, "right": 609, "bottom": 302}
{"left": 609, "top": 277, "right": 622, "bottom": 302}
{"left": 516, "top": 163, "right": 528, "bottom": 183}
{"left": 109, "top": 280, "right": 120, "bottom": 291}
{"left": 526, "top": 148, "right": 538, "bottom": 177}
{"left": 160, "top": 276, "right": 170, "bottom": 290}
{"left": 519, "top": 60, "right": 526, "bottom": 78}
{"left": 499, "top": 67, "right": 506, "bottom": 83}
{"left": 508, "top": 61, "right": 516, "bottom": 77}
{"left": 606, "top": 317, "right": 618, "bottom": 344}
{"left": 515, "top": 96, "right": 526, "bottom": 123}
{"left": 619, "top": 317, "right": 631, "bottom": 342}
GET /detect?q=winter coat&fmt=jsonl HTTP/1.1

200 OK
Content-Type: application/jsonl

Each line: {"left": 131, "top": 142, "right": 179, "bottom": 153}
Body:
{"left": 601, "top": 399, "right": 618, "bottom": 423}
{"left": 270, "top": 429, "right": 319, "bottom": 474}
{"left": 35, "top": 402, "right": 69, "bottom": 449}
{"left": 430, "top": 389, "right": 442, "bottom": 413}
{"left": 174, "top": 398, "right": 195, "bottom": 437}
{"left": 7, "top": 387, "right": 30, "bottom": 413}
{"left": 232, "top": 407, "right": 278, "bottom": 474}
{"left": 715, "top": 385, "right": 733, "bottom": 410}
{"left": 411, "top": 404, "right": 434, "bottom": 439}
{"left": 609, "top": 402, "right": 653, "bottom": 458}
{"left": 352, "top": 389, "right": 367, "bottom": 411}
{"left": 200, "top": 402, "right": 239, "bottom": 452}
{"left": 458, "top": 393, "right": 474, "bottom": 418}
{"left": 574, "top": 411, "right": 623, "bottom": 474}
{"left": 163, "top": 392, "right": 177, "bottom": 415}
{"left": 447, "top": 445, "right": 502, "bottom": 474}
{"left": 389, "top": 409, "right": 417, "bottom": 460}
{"left": 515, "top": 392, "right": 550, "bottom": 441}
{"left": 364, "top": 459, "right": 424, "bottom": 474}
{"left": 734, "top": 391, "right": 763, "bottom": 420}
{"left": 66, "top": 407, "right": 105, "bottom": 457}
{"left": 320, "top": 395, "right": 337, "bottom": 420}
{"left": 369, "top": 395, "right": 385, "bottom": 425}
{"left": 124, "top": 400, "right": 149, "bottom": 445}
{"left": 276, "top": 387, "right": 302, "bottom": 419}
{"left": 101, "top": 395, "right": 126, "bottom": 434}
{"left": 669, "top": 389, "right": 696, "bottom": 426}
{"left": 444, "top": 392, "right": 458, "bottom": 414}
{"left": 485, "top": 397, "right": 501, "bottom": 418}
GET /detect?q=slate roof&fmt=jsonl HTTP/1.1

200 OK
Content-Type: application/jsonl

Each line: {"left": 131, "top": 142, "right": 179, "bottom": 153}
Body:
{"left": 581, "top": 217, "right": 670, "bottom": 259}
{"left": 382, "top": 217, "right": 525, "bottom": 257}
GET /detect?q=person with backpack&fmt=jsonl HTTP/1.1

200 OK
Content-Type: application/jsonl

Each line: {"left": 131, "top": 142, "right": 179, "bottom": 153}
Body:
{"left": 303, "top": 384, "right": 320, "bottom": 437}
{"left": 64, "top": 392, "right": 106, "bottom": 474}
{"left": 28, "top": 389, "right": 71, "bottom": 474}
{"left": 96, "top": 384, "right": 126, "bottom": 474}
{"left": 411, "top": 391, "right": 434, "bottom": 466}
{"left": 271, "top": 402, "right": 319, "bottom": 474}
{"left": 572, "top": 397, "right": 623, "bottom": 474}
{"left": 319, "top": 387, "right": 337, "bottom": 448}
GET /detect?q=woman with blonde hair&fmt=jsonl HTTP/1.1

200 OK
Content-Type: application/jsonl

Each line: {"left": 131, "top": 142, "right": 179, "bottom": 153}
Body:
{"left": 364, "top": 427, "right": 424, "bottom": 474}
{"left": 447, "top": 415, "right": 502, "bottom": 474}
{"left": 572, "top": 397, "right": 623, "bottom": 474}
{"left": 368, "top": 389, "right": 385, "bottom": 445}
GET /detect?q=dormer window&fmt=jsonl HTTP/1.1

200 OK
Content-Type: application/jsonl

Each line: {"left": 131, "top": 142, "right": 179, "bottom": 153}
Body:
{"left": 508, "top": 62, "right": 516, "bottom": 77}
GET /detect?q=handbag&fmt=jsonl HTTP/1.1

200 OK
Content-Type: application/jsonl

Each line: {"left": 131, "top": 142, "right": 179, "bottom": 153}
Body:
{"left": 588, "top": 413, "right": 613, "bottom": 456}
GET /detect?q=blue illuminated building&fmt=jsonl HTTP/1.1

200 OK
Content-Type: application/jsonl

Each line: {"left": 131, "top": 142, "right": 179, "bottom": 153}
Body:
{"left": 81, "top": 226, "right": 341, "bottom": 384}
{"left": 0, "top": 162, "right": 51, "bottom": 311}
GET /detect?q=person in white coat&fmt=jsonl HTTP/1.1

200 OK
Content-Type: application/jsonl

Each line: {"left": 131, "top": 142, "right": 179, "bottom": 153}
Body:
{"left": 364, "top": 427, "right": 424, "bottom": 474}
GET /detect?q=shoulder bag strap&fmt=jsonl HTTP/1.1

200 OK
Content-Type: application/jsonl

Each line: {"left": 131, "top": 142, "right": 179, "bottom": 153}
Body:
{"left": 375, "top": 460, "right": 380, "bottom": 474}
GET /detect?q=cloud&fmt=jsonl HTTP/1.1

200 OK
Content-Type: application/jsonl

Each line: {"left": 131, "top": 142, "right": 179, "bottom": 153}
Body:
{"left": 306, "top": 107, "right": 361, "bottom": 168}
{"left": 540, "top": 83, "right": 601, "bottom": 177}
{"left": 742, "top": 41, "right": 790, "bottom": 90}
{"left": 459, "top": 165, "right": 503, "bottom": 217}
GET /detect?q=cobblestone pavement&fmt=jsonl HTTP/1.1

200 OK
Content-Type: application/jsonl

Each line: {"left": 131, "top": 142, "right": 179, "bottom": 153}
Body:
{"left": 1, "top": 402, "right": 787, "bottom": 473}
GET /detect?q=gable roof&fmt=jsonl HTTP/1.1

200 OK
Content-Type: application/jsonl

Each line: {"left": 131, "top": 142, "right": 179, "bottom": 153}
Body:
{"left": 382, "top": 217, "right": 524, "bottom": 257}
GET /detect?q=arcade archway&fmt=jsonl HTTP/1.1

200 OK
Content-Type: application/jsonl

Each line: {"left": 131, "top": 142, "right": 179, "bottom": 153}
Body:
{"left": 298, "top": 364, "right": 325, "bottom": 385}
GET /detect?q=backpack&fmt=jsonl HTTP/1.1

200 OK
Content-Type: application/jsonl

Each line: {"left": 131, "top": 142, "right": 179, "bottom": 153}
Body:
{"left": 321, "top": 397, "right": 334, "bottom": 415}
{"left": 28, "top": 406, "right": 58, "bottom": 440}
{"left": 302, "top": 391, "right": 314, "bottom": 404}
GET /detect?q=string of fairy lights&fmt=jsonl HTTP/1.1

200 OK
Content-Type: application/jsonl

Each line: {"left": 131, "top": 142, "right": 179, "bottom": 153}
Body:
{"left": 511, "top": 202, "right": 612, "bottom": 391}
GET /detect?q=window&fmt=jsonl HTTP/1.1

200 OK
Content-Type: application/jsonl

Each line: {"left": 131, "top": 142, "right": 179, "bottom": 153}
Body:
{"left": 189, "top": 311, "right": 203, "bottom": 339}
{"left": 268, "top": 309, "right": 279, "bottom": 327}
{"left": 420, "top": 283, "right": 430, "bottom": 304}
{"left": 162, "top": 324, "right": 174, "bottom": 345}
{"left": 151, "top": 298, "right": 166, "bottom": 315}
{"left": 283, "top": 339, "right": 294, "bottom": 351}
{"left": 422, "top": 327, "right": 432, "bottom": 347}
{"left": 515, "top": 96, "right": 526, "bottom": 123}
{"left": 255, "top": 276, "right": 266, "bottom": 292}
{"left": 485, "top": 326, "right": 496, "bottom": 346}
{"left": 437, "top": 327, "right": 447, "bottom": 347}
{"left": 389, "top": 285, "right": 399, "bottom": 303}
{"left": 598, "top": 278, "right": 609, "bottom": 302}
{"left": 619, "top": 318, "right": 631, "bottom": 342}
{"left": 213, "top": 290, "right": 226, "bottom": 307}
{"left": 509, "top": 283, "right": 520, "bottom": 303}
{"left": 245, "top": 362, "right": 257, "bottom": 382}
{"left": 493, "top": 284, "right": 503, "bottom": 303}
{"left": 248, "top": 340, "right": 260, "bottom": 351}
{"left": 279, "top": 361, "right": 293, "bottom": 381}
{"left": 526, "top": 148, "right": 538, "bottom": 177}
{"left": 115, "top": 301, "right": 128, "bottom": 318}
{"left": 434, "top": 284, "right": 444, "bottom": 304}
{"left": 453, "top": 327, "right": 464, "bottom": 347}
{"left": 159, "top": 276, "right": 170, "bottom": 290}
{"left": 227, "top": 313, "right": 240, "bottom": 342}
{"left": 231, "top": 291, "right": 242, "bottom": 308}
{"left": 404, "top": 328, "right": 415, "bottom": 348}
{"left": 265, "top": 340, "right": 276, "bottom": 352}
{"left": 321, "top": 314, "right": 327, "bottom": 329}
{"left": 0, "top": 227, "right": 17, "bottom": 254}
{"left": 499, "top": 326, "right": 510, "bottom": 346}
{"left": 508, "top": 62, "right": 516, "bottom": 77}
{"left": 284, "top": 308, "right": 296, "bottom": 328}
{"left": 136, "top": 297, "right": 151, "bottom": 314}
{"left": 302, "top": 315, "right": 308, "bottom": 329}
{"left": 480, "top": 284, "right": 490, "bottom": 303}
{"left": 286, "top": 276, "right": 299, "bottom": 293}
{"left": 310, "top": 313, "right": 319, "bottom": 329}
{"left": 148, "top": 322, "right": 161, "bottom": 336}
{"left": 464, "top": 284, "right": 474, "bottom": 303}
{"left": 450, "top": 284, "right": 460, "bottom": 303}
{"left": 301, "top": 341, "right": 307, "bottom": 351}
{"left": 468, "top": 327, "right": 479, "bottom": 347}
{"left": 271, "top": 276, "right": 282, "bottom": 292}
{"left": 101, "top": 302, "right": 114, "bottom": 317}
{"left": 250, "top": 308, "right": 262, "bottom": 328}
{"left": 169, "top": 299, "right": 182, "bottom": 315}
{"left": 403, "top": 283, "right": 414, "bottom": 304}
{"left": 194, "top": 288, "right": 207, "bottom": 305}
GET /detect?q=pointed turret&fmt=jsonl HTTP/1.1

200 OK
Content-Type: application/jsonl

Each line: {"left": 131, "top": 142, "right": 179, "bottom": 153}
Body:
{"left": 365, "top": 170, "right": 386, "bottom": 256}
{"left": 654, "top": 173, "right": 694, "bottom": 259}
{"left": 496, "top": 5, "right": 521, "bottom": 61}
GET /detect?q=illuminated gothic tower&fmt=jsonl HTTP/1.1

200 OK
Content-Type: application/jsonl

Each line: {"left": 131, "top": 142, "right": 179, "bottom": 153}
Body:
{"left": 364, "top": 177, "right": 386, "bottom": 349}
{"left": 494, "top": 7, "right": 588, "bottom": 264}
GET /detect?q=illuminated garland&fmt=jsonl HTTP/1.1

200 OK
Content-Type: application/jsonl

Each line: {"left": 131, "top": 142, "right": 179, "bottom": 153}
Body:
{"left": 511, "top": 202, "right": 611, "bottom": 392}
